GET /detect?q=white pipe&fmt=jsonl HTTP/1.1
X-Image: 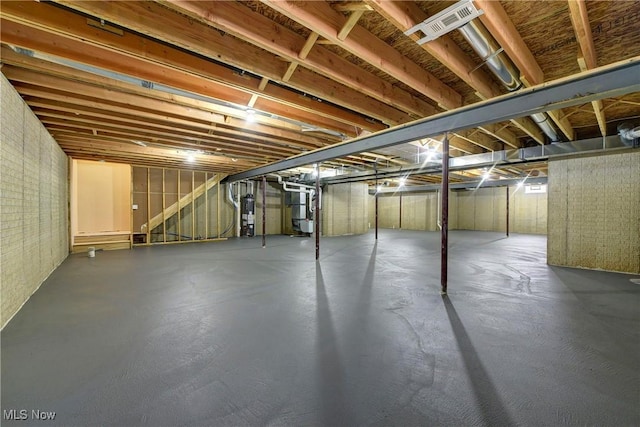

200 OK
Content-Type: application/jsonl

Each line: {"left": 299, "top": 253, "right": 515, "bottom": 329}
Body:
{"left": 236, "top": 190, "right": 241, "bottom": 237}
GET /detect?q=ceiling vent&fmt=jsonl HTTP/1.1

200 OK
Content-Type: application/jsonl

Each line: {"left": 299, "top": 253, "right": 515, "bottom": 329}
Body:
{"left": 405, "top": 0, "right": 483, "bottom": 44}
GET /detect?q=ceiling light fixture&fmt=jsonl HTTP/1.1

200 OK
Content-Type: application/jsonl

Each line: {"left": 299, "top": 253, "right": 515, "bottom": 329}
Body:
{"left": 131, "top": 140, "right": 147, "bottom": 147}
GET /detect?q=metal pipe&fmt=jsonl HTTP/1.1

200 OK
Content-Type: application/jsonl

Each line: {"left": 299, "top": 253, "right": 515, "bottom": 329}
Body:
{"left": 225, "top": 59, "right": 640, "bottom": 182}
{"left": 262, "top": 176, "right": 266, "bottom": 248}
{"left": 315, "top": 164, "right": 320, "bottom": 260}
{"left": 506, "top": 186, "right": 510, "bottom": 237}
{"left": 441, "top": 135, "right": 450, "bottom": 295}
{"left": 459, "top": 20, "right": 560, "bottom": 142}
{"left": 458, "top": 21, "right": 522, "bottom": 91}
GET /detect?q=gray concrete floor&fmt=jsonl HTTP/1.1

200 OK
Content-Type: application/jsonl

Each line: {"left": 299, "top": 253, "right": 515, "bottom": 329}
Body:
{"left": 2, "top": 230, "right": 639, "bottom": 426}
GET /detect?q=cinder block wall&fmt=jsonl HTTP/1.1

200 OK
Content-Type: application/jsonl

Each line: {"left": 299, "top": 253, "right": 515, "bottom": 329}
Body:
{"left": 1, "top": 73, "right": 69, "bottom": 329}
{"left": 323, "top": 182, "right": 368, "bottom": 236}
{"left": 548, "top": 151, "right": 640, "bottom": 273}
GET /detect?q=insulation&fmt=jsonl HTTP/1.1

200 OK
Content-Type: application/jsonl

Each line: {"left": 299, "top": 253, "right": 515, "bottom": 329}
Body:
{"left": 548, "top": 151, "right": 640, "bottom": 273}
{"left": 1, "top": 72, "right": 68, "bottom": 329}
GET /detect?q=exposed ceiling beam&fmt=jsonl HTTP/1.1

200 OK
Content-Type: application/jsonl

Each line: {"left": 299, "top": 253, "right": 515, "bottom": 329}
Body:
{"left": 0, "top": 22, "right": 363, "bottom": 138}
{"left": 260, "top": 0, "right": 462, "bottom": 110}
{"left": 473, "top": 0, "right": 544, "bottom": 86}
{"left": 31, "top": 1, "right": 400, "bottom": 130}
{"left": 156, "top": 0, "right": 433, "bottom": 119}
{"left": 225, "top": 57, "right": 640, "bottom": 181}
{"left": 474, "top": 0, "right": 576, "bottom": 141}
{"left": 57, "top": 0, "right": 423, "bottom": 124}
{"left": 364, "top": 0, "right": 542, "bottom": 146}
{"left": 570, "top": 0, "right": 607, "bottom": 137}
{"left": 0, "top": 59, "right": 332, "bottom": 147}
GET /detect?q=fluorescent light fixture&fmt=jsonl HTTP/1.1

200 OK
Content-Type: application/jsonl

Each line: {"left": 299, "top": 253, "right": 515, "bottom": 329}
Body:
{"left": 131, "top": 140, "right": 147, "bottom": 147}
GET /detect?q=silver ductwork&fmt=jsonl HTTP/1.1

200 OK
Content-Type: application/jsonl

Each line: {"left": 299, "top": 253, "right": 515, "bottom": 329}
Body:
{"left": 458, "top": 20, "right": 561, "bottom": 142}
{"left": 618, "top": 123, "right": 640, "bottom": 142}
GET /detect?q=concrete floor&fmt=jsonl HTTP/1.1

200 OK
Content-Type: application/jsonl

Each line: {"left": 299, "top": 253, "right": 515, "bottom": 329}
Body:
{"left": 1, "top": 230, "right": 639, "bottom": 426}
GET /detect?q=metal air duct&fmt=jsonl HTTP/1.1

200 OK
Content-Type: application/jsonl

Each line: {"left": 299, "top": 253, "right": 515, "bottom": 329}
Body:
{"left": 458, "top": 20, "right": 561, "bottom": 142}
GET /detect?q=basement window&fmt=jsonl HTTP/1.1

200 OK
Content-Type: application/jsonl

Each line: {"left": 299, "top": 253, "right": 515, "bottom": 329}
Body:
{"left": 525, "top": 184, "right": 547, "bottom": 194}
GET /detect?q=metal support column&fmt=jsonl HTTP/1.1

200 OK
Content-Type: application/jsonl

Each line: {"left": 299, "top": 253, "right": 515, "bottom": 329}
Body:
{"left": 375, "top": 163, "right": 378, "bottom": 240}
{"left": 262, "top": 176, "right": 266, "bottom": 248}
{"left": 441, "top": 134, "right": 449, "bottom": 295}
{"left": 399, "top": 193, "right": 403, "bottom": 229}
{"left": 506, "top": 186, "right": 510, "bottom": 237}
{"left": 315, "top": 164, "right": 320, "bottom": 260}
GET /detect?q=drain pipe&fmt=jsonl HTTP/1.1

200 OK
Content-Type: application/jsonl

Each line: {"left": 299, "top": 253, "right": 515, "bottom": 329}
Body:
{"left": 458, "top": 21, "right": 560, "bottom": 142}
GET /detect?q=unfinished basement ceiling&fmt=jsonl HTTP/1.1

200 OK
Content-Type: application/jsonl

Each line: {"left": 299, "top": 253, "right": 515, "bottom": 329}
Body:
{"left": 1, "top": 0, "right": 639, "bottom": 184}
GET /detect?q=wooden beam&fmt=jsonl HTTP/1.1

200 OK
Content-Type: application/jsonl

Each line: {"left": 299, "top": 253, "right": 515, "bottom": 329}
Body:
{"left": 3, "top": 2, "right": 387, "bottom": 131}
{"left": 261, "top": 0, "right": 462, "bottom": 110}
{"left": 337, "top": 10, "right": 364, "bottom": 41}
{"left": 473, "top": 0, "right": 544, "bottom": 86}
{"left": 473, "top": 0, "right": 575, "bottom": 141}
{"left": 0, "top": 51, "right": 338, "bottom": 145}
{"left": 568, "top": 0, "right": 597, "bottom": 70}
{"left": 5, "top": 67, "right": 331, "bottom": 151}
{"left": 298, "top": 32, "right": 319, "bottom": 60}
{"left": 570, "top": 1, "right": 606, "bottom": 137}
{"left": 333, "top": 2, "right": 373, "bottom": 12}
{"left": 33, "top": 109, "right": 301, "bottom": 156}
{"left": 365, "top": 0, "right": 539, "bottom": 145}
{"left": 478, "top": 124, "right": 520, "bottom": 149}
{"left": 547, "top": 110, "right": 576, "bottom": 141}
{"left": 57, "top": 0, "right": 427, "bottom": 122}
{"left": 453, "top": 130, "right": 502, "bottom": 152}
{"left": 365, "top": 0, "right": 501, "bottom": 99}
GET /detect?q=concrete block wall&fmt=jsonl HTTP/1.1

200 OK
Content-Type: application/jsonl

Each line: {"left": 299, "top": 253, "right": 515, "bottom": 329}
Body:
{"left": 548, "top": 151, "right": 640, "bottom": 273}
{"left": 322, "top": 182, "right": 368, "bottom": 236}
{"left": 1, "top": 73, "right": 69, "bottom": 329}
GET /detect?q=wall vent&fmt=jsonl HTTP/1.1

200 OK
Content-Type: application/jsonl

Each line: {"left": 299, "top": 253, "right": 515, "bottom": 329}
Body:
{"left": 405, "top": 0, "right": 483, "bottom": 44}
